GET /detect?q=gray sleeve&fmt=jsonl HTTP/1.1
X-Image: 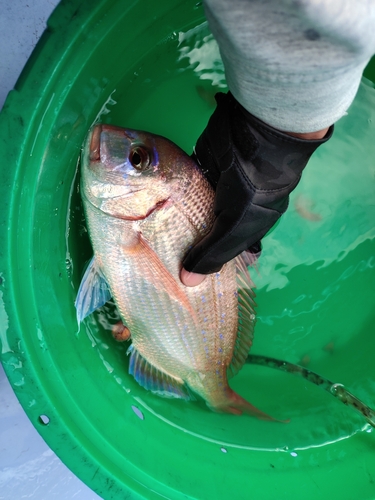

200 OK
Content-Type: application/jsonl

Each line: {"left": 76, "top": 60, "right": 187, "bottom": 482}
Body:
{"left": 203, "top": 0, "right": 375, "bottom": 133}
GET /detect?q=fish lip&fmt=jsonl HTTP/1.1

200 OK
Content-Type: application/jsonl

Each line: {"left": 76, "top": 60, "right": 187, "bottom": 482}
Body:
{"left": 109, "top": 188, "right": 144, "bottom": 200}
{"left": 89, "top": 124, "right": 102, "bottom": 161}
{"left": 120, "top": 198, "right": 171, "bottom": 221}
{"left": 83, "top": 191, "right": 171, "bottom": 221}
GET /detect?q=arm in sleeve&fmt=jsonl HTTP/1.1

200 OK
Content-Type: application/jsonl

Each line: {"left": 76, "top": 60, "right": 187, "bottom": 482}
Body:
{"left": 203, "top": 0, "right": 375, "bottom": 132}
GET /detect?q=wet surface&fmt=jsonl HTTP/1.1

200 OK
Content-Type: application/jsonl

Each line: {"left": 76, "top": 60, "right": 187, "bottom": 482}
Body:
{"left": 0, "top": 2, "right": 101, "bottom": 498}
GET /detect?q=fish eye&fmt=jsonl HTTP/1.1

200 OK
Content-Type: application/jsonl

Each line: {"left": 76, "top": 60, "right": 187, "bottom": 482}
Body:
{"left": 129, "top": 147, "right": 151, "bottom": 171}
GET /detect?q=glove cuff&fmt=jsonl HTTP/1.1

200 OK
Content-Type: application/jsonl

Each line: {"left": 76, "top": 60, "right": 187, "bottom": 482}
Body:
{"left": 194, "top": 92, "right": 333, "bottom": 191}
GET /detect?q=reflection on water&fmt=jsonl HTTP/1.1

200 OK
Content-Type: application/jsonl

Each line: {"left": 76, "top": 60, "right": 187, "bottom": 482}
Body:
{"left": 258, "top": 77, "right": 375, "bottom": 293}
{"left": 178, "top": 23, "right": 226, "bottom": 89}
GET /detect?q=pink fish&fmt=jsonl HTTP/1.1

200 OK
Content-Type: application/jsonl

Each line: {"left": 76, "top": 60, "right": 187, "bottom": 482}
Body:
{"left": 76, "top": 124, "right": 274, "bottom": 419}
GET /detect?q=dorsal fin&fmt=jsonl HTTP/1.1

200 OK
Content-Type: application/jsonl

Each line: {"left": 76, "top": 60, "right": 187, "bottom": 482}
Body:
{"left": 228, "top": 253, "right": 257, "bottom": 379}
{"left": 127, "top": 345, "right": 192, "bottom": 400}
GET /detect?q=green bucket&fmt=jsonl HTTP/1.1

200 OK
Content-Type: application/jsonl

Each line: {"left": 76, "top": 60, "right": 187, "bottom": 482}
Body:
{"left": 1, "top": 1, "right": 375, "bottom": 498}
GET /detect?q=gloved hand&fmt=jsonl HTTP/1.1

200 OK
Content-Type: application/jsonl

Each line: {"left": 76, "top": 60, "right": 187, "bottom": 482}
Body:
{"left": 182, "top": 92, "right": 333, "bottom": 276}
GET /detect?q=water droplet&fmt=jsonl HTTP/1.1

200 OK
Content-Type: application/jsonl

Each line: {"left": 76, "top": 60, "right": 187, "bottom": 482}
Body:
{"left": 131, "top": 406, "right": 144, "bottom": 420}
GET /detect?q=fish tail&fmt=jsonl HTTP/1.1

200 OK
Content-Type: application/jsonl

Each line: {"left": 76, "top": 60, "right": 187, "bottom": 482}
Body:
{"left": 210, "top": 389, "right": 283, "bottom": 422}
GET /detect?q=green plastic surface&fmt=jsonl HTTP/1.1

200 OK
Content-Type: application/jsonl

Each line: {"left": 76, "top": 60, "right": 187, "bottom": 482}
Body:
{"left": 1, "top": 1, "right": 375, "bottom": 499}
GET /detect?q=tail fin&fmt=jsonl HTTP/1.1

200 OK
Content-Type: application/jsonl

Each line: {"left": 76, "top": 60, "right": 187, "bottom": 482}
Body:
{"left": 211, "top": 389, "right": 287, "bottom": 422}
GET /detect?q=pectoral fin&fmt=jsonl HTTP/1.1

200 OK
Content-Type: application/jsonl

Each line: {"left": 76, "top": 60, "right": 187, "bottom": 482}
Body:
{"left": 75, "top": 256, "right": 111, "bottom": 324}
{"left": 122, "top": 233, "right": 196, "bottom": 318}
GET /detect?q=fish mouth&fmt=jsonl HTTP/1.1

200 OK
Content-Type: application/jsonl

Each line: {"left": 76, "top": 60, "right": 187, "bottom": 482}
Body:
{"left": 89, "top": 124, "right": 102, "bottom": 161}
{"left": 120, "top": 198, "right": 171, "bottom": 221}
{"left": 83, "top": 189, "right": 171, "bottom": 221}
{"left": 89, "top": 124, "right": 126, "bottom": 163}
{"left": 86, "top": 124, "right": 172, "bottom": 219}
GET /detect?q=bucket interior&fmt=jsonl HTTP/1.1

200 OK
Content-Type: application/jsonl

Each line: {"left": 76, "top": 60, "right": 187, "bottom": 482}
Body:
{"left": 1, "top": 1, "right": 375, "bottom": 499}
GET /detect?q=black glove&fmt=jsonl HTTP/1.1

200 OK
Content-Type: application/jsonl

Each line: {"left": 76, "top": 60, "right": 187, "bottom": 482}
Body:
{"left": 183, "top": 92, "right": 333, "bottom": 274}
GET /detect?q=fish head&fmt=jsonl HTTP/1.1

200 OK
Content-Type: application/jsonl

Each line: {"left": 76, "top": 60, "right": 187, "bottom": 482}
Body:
{"left": 81, "top": 124, "right": 194, "bottom": 220}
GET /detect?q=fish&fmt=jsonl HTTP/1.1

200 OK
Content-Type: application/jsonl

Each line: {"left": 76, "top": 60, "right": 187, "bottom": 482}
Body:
{"left": 75, "top": 123, "right": 274, "bottom": 419}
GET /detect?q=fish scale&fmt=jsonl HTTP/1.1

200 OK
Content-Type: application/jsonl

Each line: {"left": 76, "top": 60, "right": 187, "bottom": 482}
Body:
{"left": 76, "top": 124, "right": 274, "bottom": 419}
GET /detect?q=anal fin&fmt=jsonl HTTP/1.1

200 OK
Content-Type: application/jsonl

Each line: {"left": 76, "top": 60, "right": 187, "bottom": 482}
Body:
{"left": 127, "top": 345, "right": 191, "bottom": 400}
